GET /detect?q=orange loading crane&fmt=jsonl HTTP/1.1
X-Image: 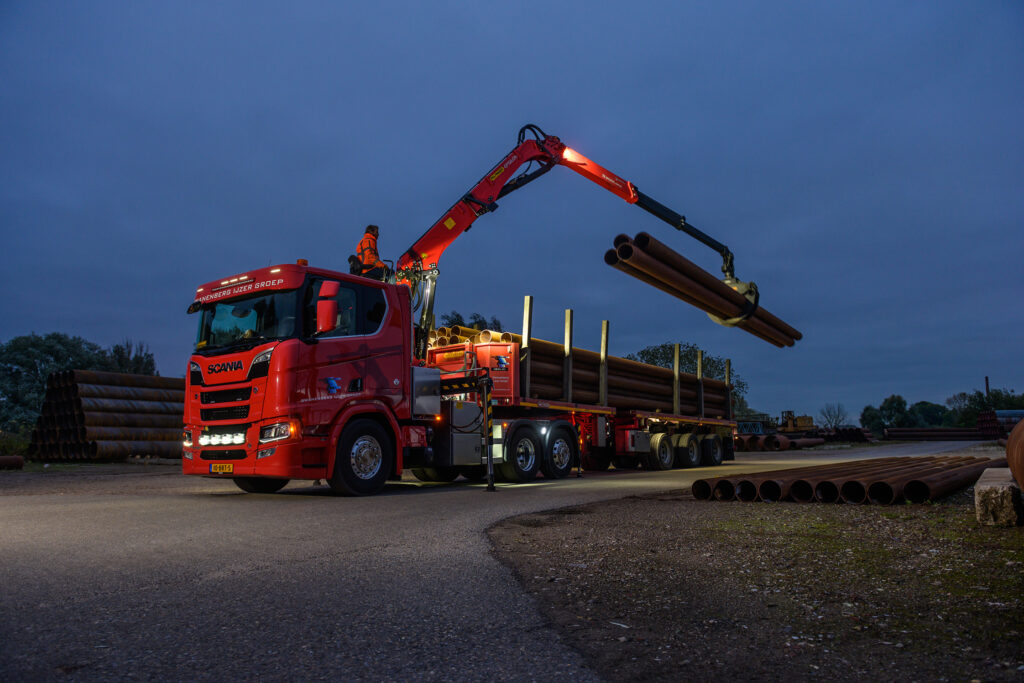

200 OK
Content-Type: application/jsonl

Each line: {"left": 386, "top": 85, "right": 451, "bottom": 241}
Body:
{"left": 393, "top": 124, "right": 759, "bottom": 357}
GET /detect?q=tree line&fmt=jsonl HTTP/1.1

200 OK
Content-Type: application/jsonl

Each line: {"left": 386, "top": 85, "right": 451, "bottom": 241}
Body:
{"left": 0, "top": 333, "right": 157, "bottom": 435}
{"left": 859, "top": 387, "right": 1024, "bottom": 436}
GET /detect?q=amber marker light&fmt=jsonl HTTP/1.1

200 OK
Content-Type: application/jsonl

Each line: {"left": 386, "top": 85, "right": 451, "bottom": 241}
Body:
{"left": 562, "top": 147, "right": 582, "bottom": 163}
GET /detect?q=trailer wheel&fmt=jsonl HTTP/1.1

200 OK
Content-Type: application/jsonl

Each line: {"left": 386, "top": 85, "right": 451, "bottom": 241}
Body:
{"left": 499, "top": 428, "right": 541, "bottom": 482}
{"left": 645, "top": 433, "right": 674, "bottom": 470}
{"left": 232, "top": 477, "right": 288, "bottom": 494}
{"left": 541, "top": 427, "right": 577, "bottom": 479}
{"left": 457, "top": 465, "right": 487, "bottom": 482}
{"left": 676, "top": 434, "right": 701, "bottom": 468}
{"left": 328, "top": 419, "right": 393, "bottom": 496}
{"left": 411, "top": 467, "right": 459, "bottom": 483}
{"left": 701, "top": 435, "right": 724, "bottom": 467}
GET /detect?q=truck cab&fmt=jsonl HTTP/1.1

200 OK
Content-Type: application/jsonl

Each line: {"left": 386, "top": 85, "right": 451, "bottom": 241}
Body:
{"left": 183, "top": 262, "right": 428, "bottom": 494}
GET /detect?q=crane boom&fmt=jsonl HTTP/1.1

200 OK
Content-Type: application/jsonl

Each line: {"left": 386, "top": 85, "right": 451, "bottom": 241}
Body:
{"left": 395, "top": 124, "right": 741, "bottom": 354}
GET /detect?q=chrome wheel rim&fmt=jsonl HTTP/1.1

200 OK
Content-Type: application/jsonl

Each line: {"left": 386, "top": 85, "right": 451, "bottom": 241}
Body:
{"left": 514, "top": 437, "right": 536, "bottom": 471}
{"left": 551, "top": 438, "right": 572, "bottom": 470}
{"left": 658, "top": 440, "right": 673, "bottom": 467}
{"left": 350, "top": 435, "right": 383, "bottom": 480}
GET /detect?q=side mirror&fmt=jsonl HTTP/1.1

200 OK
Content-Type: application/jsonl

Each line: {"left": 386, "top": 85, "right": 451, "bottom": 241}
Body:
{"left": 317, "top": 299, "right": 338, "bottom": 334}
{"left": 319, "top": 281, "right": 341, "bottom": 298}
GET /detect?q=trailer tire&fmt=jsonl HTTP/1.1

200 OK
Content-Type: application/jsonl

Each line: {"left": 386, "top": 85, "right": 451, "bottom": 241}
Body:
{"left": 328, "top": 419, "right": 393, "bottom": 496}
{"left": 499, "top": 427, "right": 541, "bottom": 482}
{"left": 675, "top": 434, "right": 701, "bottom": 468}
{"left": 411, "top": 467, "right": 459, "bottom": 483}
{"left": 646, "top": 432, "right": 675, "bottom": 470}
{"left": 701, "top": 435, "right": 724, "bottom": 467}
{"left": 457, "top": 465, "right": 487, "bottom": 482}
{"left": 541, "top": 427, "right": 577, "bottom": 479}
{"left": 233, "top": 477, "right": 288, "bottom": 494}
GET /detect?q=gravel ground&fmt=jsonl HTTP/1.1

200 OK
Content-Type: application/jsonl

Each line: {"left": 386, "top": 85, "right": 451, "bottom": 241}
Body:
{"left": 488, "top": 445, "right": 1024, "bottom": 682}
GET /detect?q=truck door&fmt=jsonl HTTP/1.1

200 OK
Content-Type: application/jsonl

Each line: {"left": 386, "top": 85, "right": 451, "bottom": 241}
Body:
{"left": 297, "top": 278, "right": 367, "bottom": 428}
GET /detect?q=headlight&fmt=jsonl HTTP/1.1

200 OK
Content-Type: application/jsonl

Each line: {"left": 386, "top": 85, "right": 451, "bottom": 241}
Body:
{"left": 259, "top": 421, "right": 296, "bottom": 443}
{"left": 248, "top": 348, "right": 273, "bottom": 380}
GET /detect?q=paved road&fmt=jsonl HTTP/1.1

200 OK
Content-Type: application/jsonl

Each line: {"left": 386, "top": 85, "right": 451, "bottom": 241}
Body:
{"left": 0, "top": 442, "right": 978, "bottom": 680}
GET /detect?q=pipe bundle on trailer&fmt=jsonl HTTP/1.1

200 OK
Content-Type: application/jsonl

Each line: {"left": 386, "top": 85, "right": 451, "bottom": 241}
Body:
{"left": 691, "top": 456, "right": 1006, "bottom": 504}
{"left": 605, "top": 232, "right": 801, "bottom": 347}
{"left": 520, "top": 334, "right": 731, "bottom": 417}
{"left": 28, "top": 370, "right": 184, "bottom": 462}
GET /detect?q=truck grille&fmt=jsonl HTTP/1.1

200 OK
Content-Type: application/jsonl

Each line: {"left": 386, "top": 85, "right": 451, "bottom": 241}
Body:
{"left": 200, "top": 449, "right": 247, "bottom": 460}
{"left": 201, "top": 406, "right": 250, "bottom": 421}
{"left": 201, "top": 387, "right": 252, "bottom": 404}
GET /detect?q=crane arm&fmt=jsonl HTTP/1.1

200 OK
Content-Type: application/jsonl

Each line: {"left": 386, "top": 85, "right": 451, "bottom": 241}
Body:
{"left": 396, "top": 124, "right": 742, "bottom": 351}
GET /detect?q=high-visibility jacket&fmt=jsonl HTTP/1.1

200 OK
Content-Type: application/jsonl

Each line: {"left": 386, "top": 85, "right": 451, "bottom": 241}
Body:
{"left": 357, "top": 232, "right": 384, "bottom": 270}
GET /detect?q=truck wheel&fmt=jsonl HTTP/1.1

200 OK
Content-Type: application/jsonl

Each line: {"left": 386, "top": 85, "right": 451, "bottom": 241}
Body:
{"left": 411, "top": 467, "right": 460, "bottom": 483}
{"left": 328, "top": 419, "right": 393, "bottom": 496}
{"left": 499, "top": 428, "right": 541, "bottom": 482}
{"left": 541, "top": 427, "right": 577, "bottom": 479}
{"left": 457, "top": 465, "right": 487, "bottom": 482}
{"left": 701, "top": 435, "right": 724, "bottom": 467}
{"left": 646, "top": 433, "right": 674, "bottom": 470}
{"left": 612, "top": 456, "right": 638, "bottom": 470}
{"left": 233, "top": 477, "right": 288, "bottom": 494}
{"left": 676, "top": 434, "right": 701, "bottom": 468}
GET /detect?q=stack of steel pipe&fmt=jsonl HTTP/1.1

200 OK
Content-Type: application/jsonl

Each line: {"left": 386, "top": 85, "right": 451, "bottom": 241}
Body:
{"left": 427, "top": 326, "right": 513, "bottom": 351}
{"left": 884, "top": 427, "right": 986, "bottom": 441}
{"left": 28, "top": 370, "right": 184, "bottom": 462}
{"left": 1007, "top": 419, "right": 1024, "bottom": 488}
{"left": 691, "top": 455, "right": 1005, "bottom": 504}
{"left": 519, "top": 334, "right": 730, "bottom": 416}
{"left": 605, "top": 232, "right": 801, "bottom": 348}
{"left": 739, "top": 434, "right": 825, "bottom": 452}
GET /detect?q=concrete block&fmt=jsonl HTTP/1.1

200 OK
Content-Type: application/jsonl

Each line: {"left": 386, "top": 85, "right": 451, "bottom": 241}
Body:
{"left": 974, "top": 468, "right": 1022, "bottom": 527}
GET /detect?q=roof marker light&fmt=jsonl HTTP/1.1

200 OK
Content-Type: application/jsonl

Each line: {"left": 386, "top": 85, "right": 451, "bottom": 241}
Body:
{"left": 196, "top": 288, "right": 204, "bottom": 293}
{"left": 270, "top": 268, "right": 281, "bottom": 274}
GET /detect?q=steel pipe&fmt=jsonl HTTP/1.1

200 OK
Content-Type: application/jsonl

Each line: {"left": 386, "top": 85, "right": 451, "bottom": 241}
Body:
{"left": 632, "top": 232, "right": 802, "bottom": 343}
{"left": 612, "top": 242, "right": 794, "bottom": 347}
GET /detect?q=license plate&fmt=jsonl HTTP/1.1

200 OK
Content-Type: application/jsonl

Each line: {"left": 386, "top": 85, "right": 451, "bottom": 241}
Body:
{"left": 210, "top": 463, "right": 233, "bottom": 474}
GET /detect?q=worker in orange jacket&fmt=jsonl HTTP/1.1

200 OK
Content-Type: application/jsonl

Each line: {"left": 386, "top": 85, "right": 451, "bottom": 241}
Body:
{"left": 353, "top": 224, "right": 388, "bottom": 280}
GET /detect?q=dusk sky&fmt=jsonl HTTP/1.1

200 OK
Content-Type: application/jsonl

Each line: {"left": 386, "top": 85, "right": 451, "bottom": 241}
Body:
{"left": 2, "top": 1, "right": 1021, "bottom": 421}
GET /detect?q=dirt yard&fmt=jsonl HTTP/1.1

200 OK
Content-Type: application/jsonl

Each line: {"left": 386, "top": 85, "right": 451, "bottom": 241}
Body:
{"left": 488, "top": 446, "right": 1023, "bottom": 682}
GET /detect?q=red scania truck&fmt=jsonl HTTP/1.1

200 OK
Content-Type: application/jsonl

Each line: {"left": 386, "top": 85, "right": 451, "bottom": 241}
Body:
{"left": 182, "top": 125, "right": 745, "bottom": 495}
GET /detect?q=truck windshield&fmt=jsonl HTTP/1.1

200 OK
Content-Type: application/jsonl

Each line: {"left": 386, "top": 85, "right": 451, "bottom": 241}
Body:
{"left": 195, "top": 291, "right": 299, "bottom": 352}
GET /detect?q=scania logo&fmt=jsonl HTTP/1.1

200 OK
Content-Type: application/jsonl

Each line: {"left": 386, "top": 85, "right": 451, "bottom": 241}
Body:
{"left": 208, "top": 360, "right": 244, "bottom": 374}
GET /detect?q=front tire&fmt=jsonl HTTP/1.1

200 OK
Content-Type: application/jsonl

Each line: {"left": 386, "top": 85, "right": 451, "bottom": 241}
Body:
{"left": 328, "top": 419, "right": 394, "bottom": 496}
{"left": 233, "top": 477, "right": 289, "bottom": 494}
{"left": 541, "top": 427, "right": 577, "bottom": 479}
{"left": 499, "top": 428, "right": 541, "bottom": 482}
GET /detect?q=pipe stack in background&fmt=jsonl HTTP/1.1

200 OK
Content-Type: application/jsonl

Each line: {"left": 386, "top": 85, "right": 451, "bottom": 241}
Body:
{"left": 734, "top": 434, "right": 826, "bottom": 451}
{"left": 692, "top": 456, "right": 1005, "bottom": 505}
{"left": 28, "top": 370, "right": 184, "bottom": 461}
{"left": 605, "top": 232, "right": 801, "bottom": 348}
{"left": 1007, "top": 420, "right": 1024, "bottom": 488}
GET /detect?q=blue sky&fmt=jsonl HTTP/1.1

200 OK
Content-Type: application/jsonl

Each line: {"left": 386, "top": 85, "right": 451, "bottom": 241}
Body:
{"left": 2, "top": 1, "right": 1021, "bottom": 420}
